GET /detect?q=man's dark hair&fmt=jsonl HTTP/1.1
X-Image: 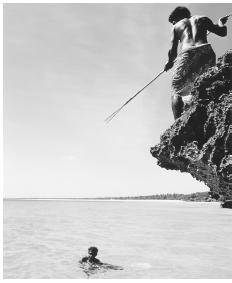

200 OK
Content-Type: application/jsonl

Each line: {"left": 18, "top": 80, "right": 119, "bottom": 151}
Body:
{"left": 88, "top": 246, "right": 98, "bottom": 253}
{"left": 168, "top": 6, "right": 191, "bottom": 23}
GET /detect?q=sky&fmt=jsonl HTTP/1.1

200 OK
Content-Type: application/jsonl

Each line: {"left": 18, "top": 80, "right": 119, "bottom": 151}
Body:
{"left": 3, "top": 3, "right": 232, "bottom": 198}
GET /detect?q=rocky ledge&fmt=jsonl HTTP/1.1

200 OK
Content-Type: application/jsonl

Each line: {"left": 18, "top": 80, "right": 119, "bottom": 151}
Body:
{"left": 151, "top": 50, "right": 232, "bottom": 201}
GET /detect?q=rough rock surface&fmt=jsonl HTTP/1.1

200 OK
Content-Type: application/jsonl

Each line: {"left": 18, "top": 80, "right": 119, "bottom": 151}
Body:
{"left": 151, "top": 50, "right": 232, "bottom": 201}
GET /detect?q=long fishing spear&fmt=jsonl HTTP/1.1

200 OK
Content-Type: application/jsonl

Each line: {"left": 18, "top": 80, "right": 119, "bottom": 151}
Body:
{"left": 104, "top": 70, "right": 165, "bottom": 123}
{"left": 105, "top": 13, "right": 231, "bottom": 124}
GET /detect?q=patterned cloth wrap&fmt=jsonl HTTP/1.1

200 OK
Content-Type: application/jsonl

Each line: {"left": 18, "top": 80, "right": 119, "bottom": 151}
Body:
{"left": 172, "top": 43, "right": 216, "bottom": 105}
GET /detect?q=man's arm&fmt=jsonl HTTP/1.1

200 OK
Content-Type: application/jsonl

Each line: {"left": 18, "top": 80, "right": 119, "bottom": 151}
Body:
{"left": 164, "top": 27, "right": 179, "bottom": 71}
{"left": 204, "top": 16, "right": 227, "bottom": 37}
{"left": 80, "top": 257, "right": 88, "bottom": 263}
{"left": 94, "top": 258, "right": 103, "bottom": 265}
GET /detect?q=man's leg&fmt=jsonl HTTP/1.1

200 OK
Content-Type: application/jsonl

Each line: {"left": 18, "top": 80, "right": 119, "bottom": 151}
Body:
{"left": 171, "top": 94, "right": 184, "bottom": 120}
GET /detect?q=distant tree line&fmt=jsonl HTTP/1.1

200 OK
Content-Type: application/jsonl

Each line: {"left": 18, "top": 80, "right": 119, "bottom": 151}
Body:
{"left": 97, "top": 192, "right": 217, "bottom": 202}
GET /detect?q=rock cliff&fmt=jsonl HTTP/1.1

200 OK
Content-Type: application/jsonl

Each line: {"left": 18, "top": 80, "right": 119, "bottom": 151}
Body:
{"left": 151, "top": 50, "right": 232, "bottom": 201}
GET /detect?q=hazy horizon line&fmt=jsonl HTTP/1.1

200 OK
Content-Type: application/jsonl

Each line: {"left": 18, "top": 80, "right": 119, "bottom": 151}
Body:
{"left": 3, "top": 191, "right": 209, "bottom": 200}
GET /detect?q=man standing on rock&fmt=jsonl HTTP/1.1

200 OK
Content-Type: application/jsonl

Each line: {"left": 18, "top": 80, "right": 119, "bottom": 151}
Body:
{"left": 164, "top": 6, "right": 228, "bottom": 119}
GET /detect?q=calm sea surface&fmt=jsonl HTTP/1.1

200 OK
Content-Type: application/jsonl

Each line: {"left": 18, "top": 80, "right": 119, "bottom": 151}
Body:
{"left": 3, "top": 199, "right": 232, "bottom": 279}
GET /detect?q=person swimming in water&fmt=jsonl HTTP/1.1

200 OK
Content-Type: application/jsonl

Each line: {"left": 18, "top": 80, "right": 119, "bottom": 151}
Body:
{"left": 80, "top": 246, "right": 103, "bottom": 265}
{"left": 79, "top": 246, "right": 123, "bottom": 277}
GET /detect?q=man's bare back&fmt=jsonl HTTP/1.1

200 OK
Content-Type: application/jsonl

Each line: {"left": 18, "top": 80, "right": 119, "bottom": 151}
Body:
{"left": 174, "top": 16, "right": 209, "bottom": 51}
{"left": 174, "top": 16, "right": 227, "bottom": 51}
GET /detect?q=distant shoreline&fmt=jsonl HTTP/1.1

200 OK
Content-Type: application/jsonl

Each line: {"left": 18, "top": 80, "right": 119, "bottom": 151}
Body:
{"left": 3, "top": 199, "right": 218, "bottom": 203}
{"left": 3, "top": 192, "right": 217, "bottom": 202}
{"left": 3, "top": 199, "right": 221, "bottom": 207}
{"left": 4, "top": 198, "right": 185, "bottom": 202}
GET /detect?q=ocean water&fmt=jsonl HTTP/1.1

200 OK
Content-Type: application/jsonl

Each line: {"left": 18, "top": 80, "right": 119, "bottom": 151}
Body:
{"left": 3, "top": 199, "right": 232, "bottom": 279}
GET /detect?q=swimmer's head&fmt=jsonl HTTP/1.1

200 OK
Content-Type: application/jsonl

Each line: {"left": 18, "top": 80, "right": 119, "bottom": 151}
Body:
{"left": 88, "top": 246, "right": 98, "bottom": 257}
